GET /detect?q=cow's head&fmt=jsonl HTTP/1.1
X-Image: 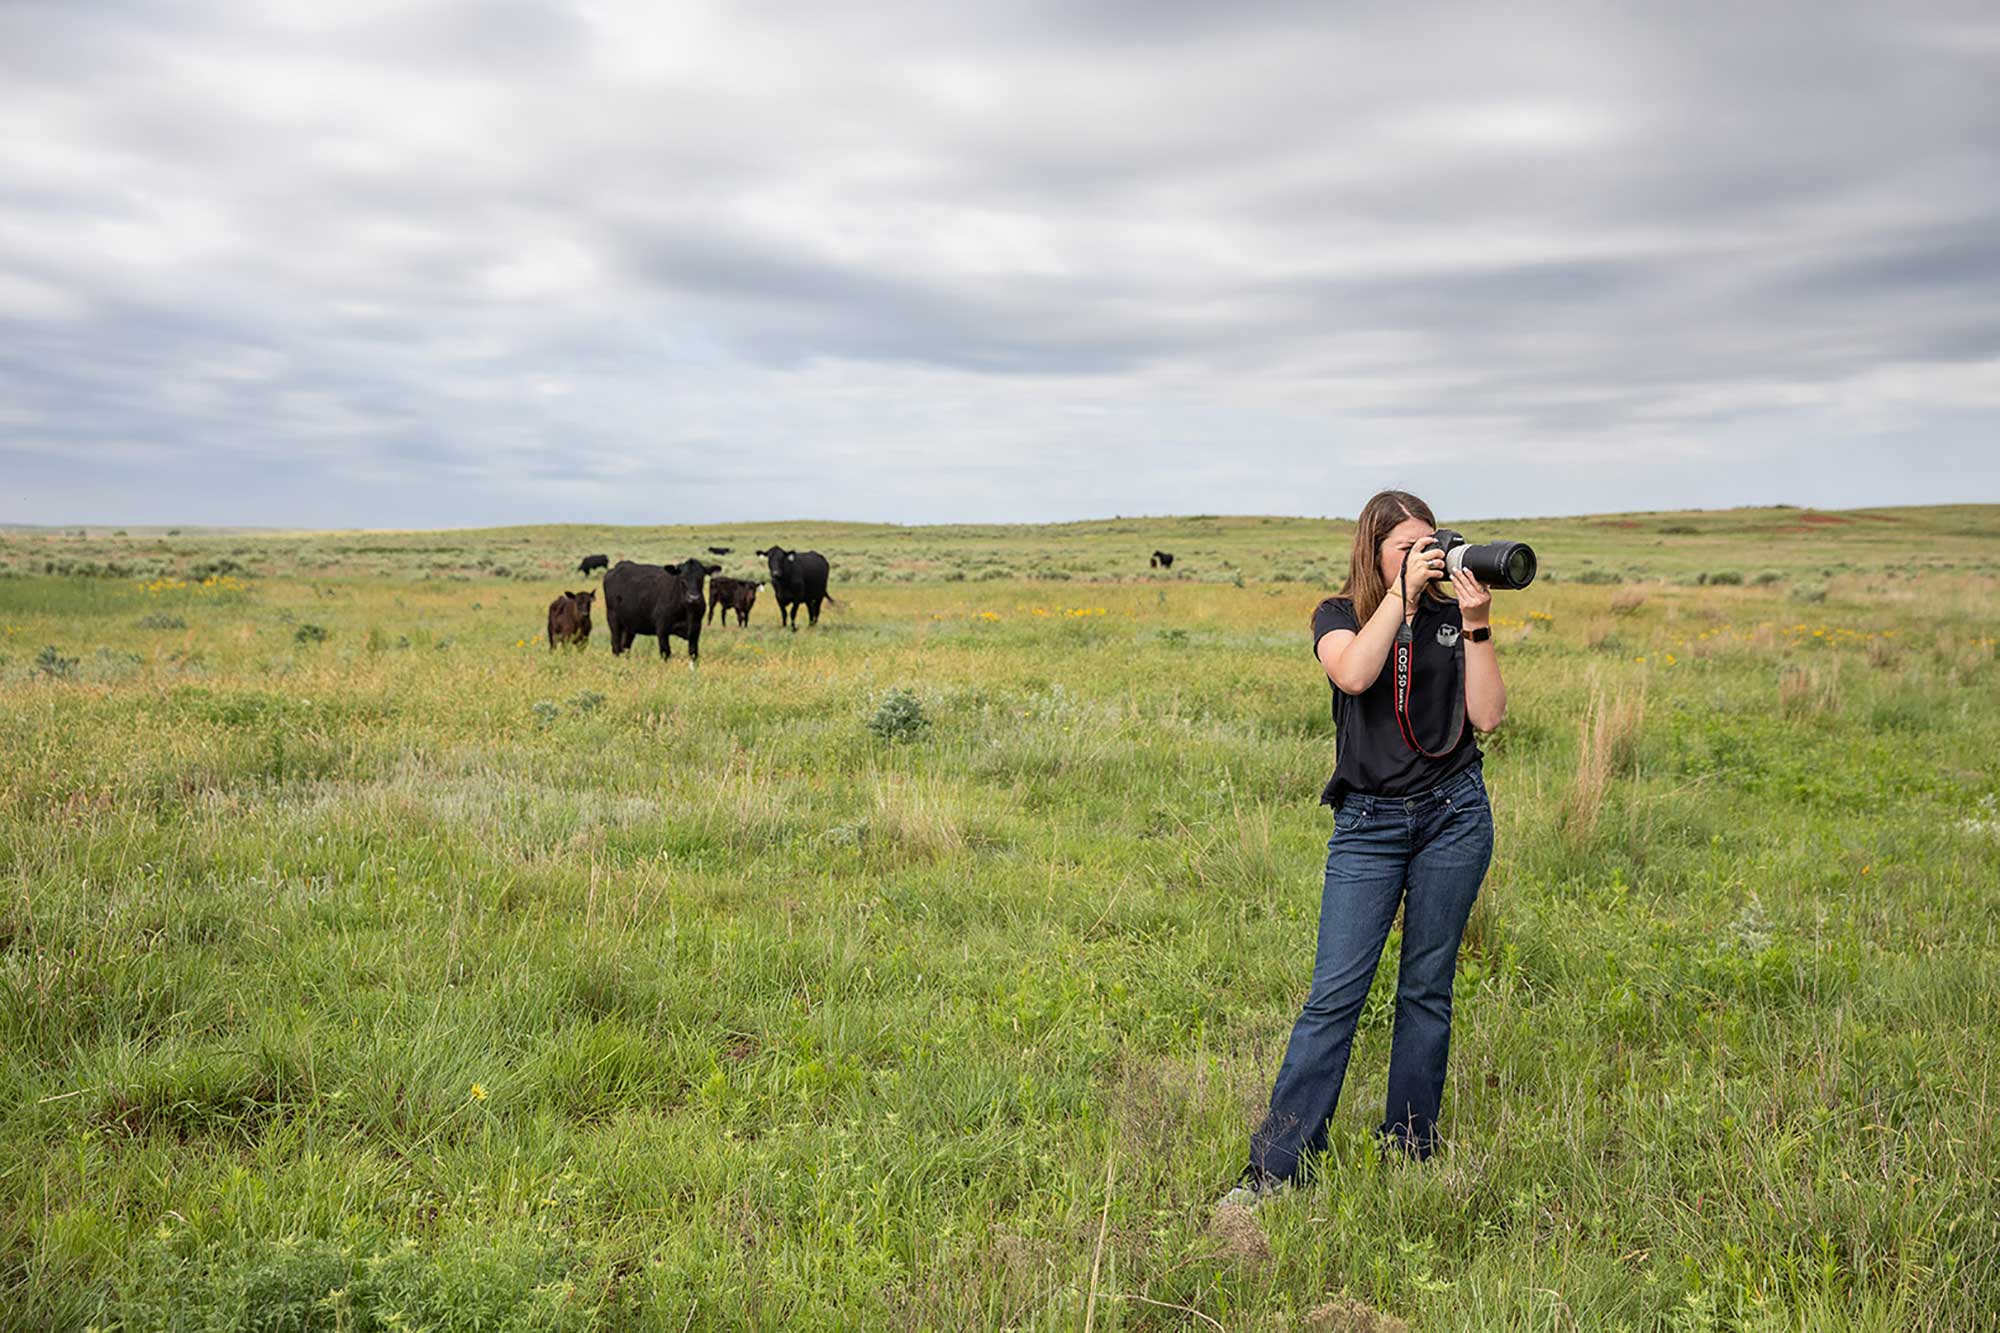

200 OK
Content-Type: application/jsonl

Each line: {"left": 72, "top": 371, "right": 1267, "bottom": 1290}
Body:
{"left": 668, "top": 557, "right": 711, "bottom": 610}
{"left": 759, "top": 546, "right": 794, "bottom": 577}
{"left": 572, "top": 590, "right": 595, "bottom": 611}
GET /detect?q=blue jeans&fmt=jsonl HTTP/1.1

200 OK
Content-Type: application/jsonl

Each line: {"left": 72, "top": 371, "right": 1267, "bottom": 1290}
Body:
{"left": 1250, "top": 762, "right": 1494, "bottom": 1179}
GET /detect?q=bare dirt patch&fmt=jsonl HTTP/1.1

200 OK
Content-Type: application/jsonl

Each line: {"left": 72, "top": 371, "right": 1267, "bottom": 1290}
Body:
{"left": 1279, "top": 1294, "right": 1410, "bottom": 1333}
{"left": 1206, "top": 1203, "right": 1270, "bottom": 1262}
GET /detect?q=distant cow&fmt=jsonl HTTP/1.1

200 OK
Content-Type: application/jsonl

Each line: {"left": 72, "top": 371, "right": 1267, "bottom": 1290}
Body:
{"left": 547, "top": 590, "right": 595, "bottom": 648}
{"left": 603, "top": 558, "right": 718, "bottom": 660}
{"left": 706, "top": 576, "right": 760, "bottom": 627}
{"left": 754, "top": 547, "right": 833, "bottom": 630}
{"left": 707, "top": 546, "right": 733, "bottom": 556}
{"left": 577, "top": 553, "right": 610, "bottom": 575}
{"left": 1150, "top": 551, "right": 1175, "bottom": 569}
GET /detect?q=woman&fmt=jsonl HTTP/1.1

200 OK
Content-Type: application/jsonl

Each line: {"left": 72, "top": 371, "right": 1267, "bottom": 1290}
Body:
{"left": 1223, "top": 489, "right": 1507, "bottom": 1206}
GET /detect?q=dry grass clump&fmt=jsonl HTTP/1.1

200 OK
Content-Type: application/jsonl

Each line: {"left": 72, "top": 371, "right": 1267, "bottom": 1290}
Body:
{"left": 1778, "top": 661, "right": 1842, "bottom": 720}
{"left": 1609, "top": 587, "right": 1649, "bottom": 616}
{"left": 1560, "top": 683, "right": 1644, "bottom": 844}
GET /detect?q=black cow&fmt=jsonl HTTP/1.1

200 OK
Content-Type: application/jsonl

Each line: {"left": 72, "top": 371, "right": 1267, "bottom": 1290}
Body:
{"left": 754, "top": 546, "right": 833, "bottom": 630}
{"left": 1150, "top": 550, "right": 1175, "bottom": 569}
{"left": 707, "top": 546, "right": 733, "bottom": 556}
{"left": 706, "top": 576, "right": 760, "bottom": 627}
{"left": 603, "top": 558, "right": 718, "bottom": 660}
{"left": 577, "top": 553, "right": 610, "bottom": 575}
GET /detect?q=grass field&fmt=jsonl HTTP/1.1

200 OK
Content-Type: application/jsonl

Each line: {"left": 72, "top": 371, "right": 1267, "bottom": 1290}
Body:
{"left": 2, "top": 505, "right": 1997, "bottom": 1330}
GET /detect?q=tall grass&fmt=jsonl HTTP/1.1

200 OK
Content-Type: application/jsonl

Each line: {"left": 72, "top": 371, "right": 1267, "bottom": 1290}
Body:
{"left": 1559, "top": 682, "right": 1645, "bottom": 847}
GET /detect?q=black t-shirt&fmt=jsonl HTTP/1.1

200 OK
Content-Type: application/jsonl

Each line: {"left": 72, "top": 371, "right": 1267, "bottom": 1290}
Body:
{"left": 1311, "top": 594, "right": 1482, "bottom": 806}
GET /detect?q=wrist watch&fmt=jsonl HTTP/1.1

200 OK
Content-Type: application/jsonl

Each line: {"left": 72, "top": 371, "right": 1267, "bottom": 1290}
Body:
{"left": 1465, "top": 625, "right": 1491, "bottom": 642}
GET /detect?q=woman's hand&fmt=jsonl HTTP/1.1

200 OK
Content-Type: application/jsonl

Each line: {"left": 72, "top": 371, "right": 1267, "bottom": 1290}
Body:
{"left": 1451, "top": 566, "right": 1492, "bottom": 626}
{"left": 1390, "top": 538, "right": 1446, "bottom": 608}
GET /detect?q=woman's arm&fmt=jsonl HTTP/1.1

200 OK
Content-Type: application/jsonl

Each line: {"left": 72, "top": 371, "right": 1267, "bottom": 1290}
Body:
{"left": 1317, "top": 586, "right": 1414, "bottom": 695}
{"left": 1452, "top": 568, "right": 1506, "bottom": 730}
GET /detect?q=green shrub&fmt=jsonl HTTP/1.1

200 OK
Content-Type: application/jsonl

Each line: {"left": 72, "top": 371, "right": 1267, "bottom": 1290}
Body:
{"left": 867, "top": 688, "right": 928, "bottom": 741}
{"left": 35, "top": 645, "right": 78, "bottom": 679}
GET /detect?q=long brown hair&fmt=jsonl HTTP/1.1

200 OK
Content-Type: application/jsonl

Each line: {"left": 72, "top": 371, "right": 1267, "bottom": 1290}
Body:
{"left": 1330, "top": 489, "right": 1449, "bottom": 623}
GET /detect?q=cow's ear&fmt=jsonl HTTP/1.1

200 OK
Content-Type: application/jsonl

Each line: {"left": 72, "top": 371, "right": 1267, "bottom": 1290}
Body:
{"left": 785, "top": 552, "right": 796, "bottom": 563}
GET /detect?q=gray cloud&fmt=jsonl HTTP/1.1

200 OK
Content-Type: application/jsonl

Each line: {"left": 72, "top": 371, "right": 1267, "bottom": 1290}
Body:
{"left": 2, "top": 0, "right": 1996, "bottom": 527}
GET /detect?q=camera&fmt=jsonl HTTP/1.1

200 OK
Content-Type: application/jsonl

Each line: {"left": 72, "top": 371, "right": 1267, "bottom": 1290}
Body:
{"left": 1427, "top": 529, "right": 1537, "bottom": 590}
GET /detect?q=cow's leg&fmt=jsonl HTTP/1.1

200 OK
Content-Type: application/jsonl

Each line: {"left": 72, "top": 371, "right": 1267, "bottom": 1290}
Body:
{"left": 807, "top": 597, "right": 822, "bottom": 626}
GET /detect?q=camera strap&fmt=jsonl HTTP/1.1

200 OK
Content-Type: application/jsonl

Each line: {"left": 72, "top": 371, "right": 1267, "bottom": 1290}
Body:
{"left": 1392, "top": 546, "right": 1468, "bottom": 757}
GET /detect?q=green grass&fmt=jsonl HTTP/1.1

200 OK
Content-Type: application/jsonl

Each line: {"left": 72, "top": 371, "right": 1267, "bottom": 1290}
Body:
{"left": 2, "top": 507, "right": 1997, "bottom": 1330}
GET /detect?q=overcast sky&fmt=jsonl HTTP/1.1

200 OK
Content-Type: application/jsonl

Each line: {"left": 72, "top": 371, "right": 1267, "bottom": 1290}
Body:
{"left": 3, "top": 1, "right": 1997, "bottom": 527}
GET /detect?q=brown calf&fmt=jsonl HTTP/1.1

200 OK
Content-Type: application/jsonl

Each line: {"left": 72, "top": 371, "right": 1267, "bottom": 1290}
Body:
{"left": 706, "top": 577, "right": 760, "bottom": 627}
{"left": 547, "top": 589, "right": 595, "bottom": 648}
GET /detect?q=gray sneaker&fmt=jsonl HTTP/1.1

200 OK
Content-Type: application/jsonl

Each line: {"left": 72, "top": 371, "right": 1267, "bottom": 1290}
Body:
{"left": 1217, "top": 1166, "right": 1288, "bottom": 1210}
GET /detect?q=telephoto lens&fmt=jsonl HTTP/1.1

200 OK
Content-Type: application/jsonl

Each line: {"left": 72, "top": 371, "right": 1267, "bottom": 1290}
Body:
{"left": 1430, "top": 529, "right": 1537, "bottom": 590}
